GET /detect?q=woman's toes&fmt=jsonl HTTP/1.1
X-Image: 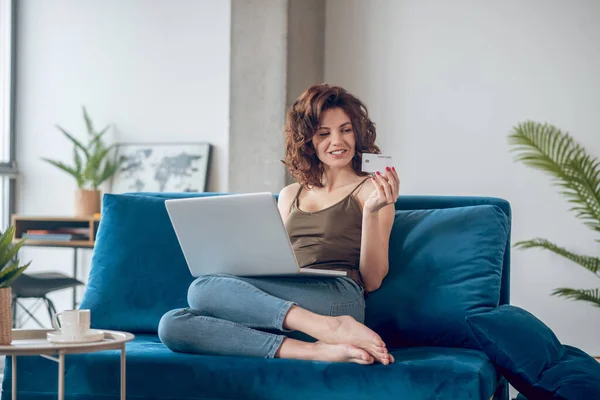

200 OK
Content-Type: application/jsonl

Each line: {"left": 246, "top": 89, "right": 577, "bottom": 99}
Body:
{"left": 355, "top": 353, "right": 374, "bottom": 365}
{"left": 347, "top": 345, "right": 371, "bottom": 361}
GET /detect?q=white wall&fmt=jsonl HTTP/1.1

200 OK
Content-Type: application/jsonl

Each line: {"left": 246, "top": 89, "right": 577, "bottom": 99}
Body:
{"left": 15, "top": 0, "right": 231, "bottom": 324}
{"left": 326, "top": 0, "right": 600, "bottom": 357}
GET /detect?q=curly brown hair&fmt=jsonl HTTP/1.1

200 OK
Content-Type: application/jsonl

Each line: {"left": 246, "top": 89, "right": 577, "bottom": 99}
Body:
{"left": 282, "top": 83, "right": 380, "bottom": 188}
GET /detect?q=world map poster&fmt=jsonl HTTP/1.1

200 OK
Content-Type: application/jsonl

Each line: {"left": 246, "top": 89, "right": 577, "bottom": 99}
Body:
{"left": 110, "top": 142, "right": 212, "bottom": 193}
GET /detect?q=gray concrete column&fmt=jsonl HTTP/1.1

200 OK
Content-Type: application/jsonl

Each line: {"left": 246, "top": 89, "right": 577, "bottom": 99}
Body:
{"left": 286, "top": 0, "right": 325, "bottom": 110}
{"left": 229, "top": 0, "right": 325, "bottom": 192}
{"left": 229, "top": 0, "right": 288, "bottom": 193}
{"left": 285, "top": 0, "right": 326, "bottom": 185}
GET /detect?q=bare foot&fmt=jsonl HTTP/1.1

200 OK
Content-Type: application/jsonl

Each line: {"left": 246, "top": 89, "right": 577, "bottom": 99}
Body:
{"left": 281, "top": 307, "right": 392, "bottom": 365}
{"left": 313, "top": 342, "right": 374, "bottom": 365}
{"left": 322, "top": 316, "right": 391, "bottom": 365}
{"left": 276, "top": 338, "right": 374, "bottom": 365}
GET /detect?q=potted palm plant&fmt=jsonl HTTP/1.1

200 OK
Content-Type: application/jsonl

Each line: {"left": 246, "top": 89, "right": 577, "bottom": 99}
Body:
{"left": 508, "top": 121, "right": 599, "bottom": 361}
{"left": 41, "top": 106, "right": 121, "bottom": 216}
{"left": 0, "top": 226, "right": 31, "bottom": 345}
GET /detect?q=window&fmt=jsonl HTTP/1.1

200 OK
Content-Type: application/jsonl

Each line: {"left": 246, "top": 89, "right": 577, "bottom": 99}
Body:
{"left": 0, "top": 0, "right": 17, "bottom": 229}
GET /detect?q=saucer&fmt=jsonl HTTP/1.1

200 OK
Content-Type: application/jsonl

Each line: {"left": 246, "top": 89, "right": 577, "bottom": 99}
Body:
{"left": 47, "top": 329, "right": 105, "bottom": 344}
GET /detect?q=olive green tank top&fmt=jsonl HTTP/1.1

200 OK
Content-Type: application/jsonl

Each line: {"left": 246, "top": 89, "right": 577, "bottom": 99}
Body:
{"left": 284, "top": 177, "right": 370, "bottom": 288}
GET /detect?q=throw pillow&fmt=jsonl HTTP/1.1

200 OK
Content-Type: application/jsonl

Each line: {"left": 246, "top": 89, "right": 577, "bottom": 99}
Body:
{"left": 365, "top": 205, "right": 510, "bottom": 349}
{"left": 79, "top": 193, "right": 210, "bottom": 333}
{"left": 466, "top": 305, "right": 600, "bottom": 399}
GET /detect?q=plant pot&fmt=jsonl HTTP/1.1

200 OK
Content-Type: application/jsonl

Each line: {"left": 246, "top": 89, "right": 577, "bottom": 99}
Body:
{"left": 0, "top": 287, "right": 12, "bottom": 345}
{"left": 74, "top": 189, "right": 101, "bottom": 217}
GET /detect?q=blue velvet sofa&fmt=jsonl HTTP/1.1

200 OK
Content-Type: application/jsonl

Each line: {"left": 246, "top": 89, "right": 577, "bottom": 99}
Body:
{"left": 2, "top": 193, "right": 513, "bottom": 400}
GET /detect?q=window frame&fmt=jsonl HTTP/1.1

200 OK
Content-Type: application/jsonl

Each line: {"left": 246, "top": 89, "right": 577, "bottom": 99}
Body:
{"left": 0, "top": 0, "right": 18, "bottom": 228}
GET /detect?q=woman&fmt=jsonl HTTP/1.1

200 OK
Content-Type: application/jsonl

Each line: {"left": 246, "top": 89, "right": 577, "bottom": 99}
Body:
{"left": 159, "top": 84, "right": 399, "bottom": 365}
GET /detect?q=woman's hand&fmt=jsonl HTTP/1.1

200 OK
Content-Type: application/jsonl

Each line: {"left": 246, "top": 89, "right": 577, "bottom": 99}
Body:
{"left": 363, "top": 167, "right": 400, "bottom": 215}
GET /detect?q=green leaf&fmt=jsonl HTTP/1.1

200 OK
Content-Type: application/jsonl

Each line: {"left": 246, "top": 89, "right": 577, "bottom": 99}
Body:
{"left": 94, "top": 160, "right": 120, "bottom": 188}
{"left": 40, "top": 158, "right": 76, "bottom": 175}
{"left": 552, "top": 288, "right": 600, "bottom": 307}
{"left": 83, "top": 156, "right": 101, "bottom": 184}
{"left": 0, "top": 226, "right": 15, "bottom": 261}
{"left": 83, "top": 106, "right": 94, "bottom": 136}
{"left": 514, "top": 238, "right": 600, "bottom": 275}
{"left": 89, "top": 125, "right": 110, "bottom": 151}
{"left": 84, "top": 145, "right": 115, "bottom": 185}
{"left": 563, "top": 154, "right": 600, "bottom": 232}
{"left": 41, "top": 158, "right": 84, "bottom": 188}
{"left": 0, "top": 236, "right": 27, "bottom": 268}
{"left": 508, "top": 121, "right": 600, "bottom": 234}
{"left": 95, "top": 146, "right": 115, "bottom": 165}
{"left": 47, "top": 108, "right": 120, "bottom": 189}
{"left": 0, "top": 260, "right": 18, "bottom": 281}
{"left": 508, "top": 122, "right": 583, "bottom": 177}
{"left": 55, "top": 125, "right": 90, "bottom": 159}
{"left": 73, "top": 146, "right": 82, "bottom": 175}
{"left": 0, "top": 263, "right": 31, "bottom": 288}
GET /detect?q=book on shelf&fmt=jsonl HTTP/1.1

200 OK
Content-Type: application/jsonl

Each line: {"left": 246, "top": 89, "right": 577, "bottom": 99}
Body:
{"left": 23, "top": 229, "right": 90, "bottom": 241}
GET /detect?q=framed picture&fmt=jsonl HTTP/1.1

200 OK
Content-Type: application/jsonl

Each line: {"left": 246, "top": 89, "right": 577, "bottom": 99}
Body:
{"left": 110, "top": 142, "right": 212, "bottom": 193}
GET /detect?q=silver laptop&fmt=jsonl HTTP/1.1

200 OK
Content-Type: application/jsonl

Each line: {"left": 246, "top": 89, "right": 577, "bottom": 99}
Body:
{"left": 164, "top": 193, "right": 346, "bottom": 278}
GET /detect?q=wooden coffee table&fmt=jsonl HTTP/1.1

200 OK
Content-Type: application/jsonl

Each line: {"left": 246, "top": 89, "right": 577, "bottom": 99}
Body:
{"left": 0, "top": 329, "right": 134, "bottom": 400}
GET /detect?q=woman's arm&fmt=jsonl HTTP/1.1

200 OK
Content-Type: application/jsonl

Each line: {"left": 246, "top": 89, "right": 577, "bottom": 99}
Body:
{"left": 358, "top": 168, "right": 400, "bottom": 292}
{"left": 277, "top": 183, "right": 300, "bottom": 222}
{"left": 359, "top": 205, "right": 395, "bottom": 292}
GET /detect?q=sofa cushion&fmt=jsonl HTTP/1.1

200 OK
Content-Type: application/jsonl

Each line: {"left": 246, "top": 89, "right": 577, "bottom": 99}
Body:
{"left": 1, "top": 336, "right": 500, "bottom": 400}
{"left": 466, "top": 305, "right": 565, "bottom": 381}
{"left": 466, "top": 305, "right": 600, "bottom": 400}
{"left": 366, "top": 205, "right": 509, "bottom": 349}
{"left": 79, "top": 193, "right": 211, "bottom": 333}
{"left": 537, "top": 345, "right": 600, "bottom": 399}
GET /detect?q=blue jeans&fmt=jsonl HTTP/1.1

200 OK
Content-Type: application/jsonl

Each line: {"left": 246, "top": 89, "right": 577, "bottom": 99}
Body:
{"left": 158, "top": 274, "right": 365, "bottom": 358}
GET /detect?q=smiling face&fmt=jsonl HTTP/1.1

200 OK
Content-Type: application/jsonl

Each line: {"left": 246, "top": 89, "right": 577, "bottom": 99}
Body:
{"left": 311, "top": 107, "right": 356, "bottom": 170}
{"left": 283, "top": 84, "right": 381, "bottom": 188}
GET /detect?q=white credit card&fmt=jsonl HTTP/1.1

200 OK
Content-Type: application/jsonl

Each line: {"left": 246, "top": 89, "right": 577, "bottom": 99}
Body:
{"left": 361, "top": 153, "right": 394, "bottom": 173}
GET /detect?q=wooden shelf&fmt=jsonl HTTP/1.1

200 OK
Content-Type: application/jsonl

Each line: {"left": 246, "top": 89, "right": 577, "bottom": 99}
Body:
{"left": 13, "top": 240, "right": 94, "bottom": 248}
{"left": 11, "top": 215, "right": 99, "bottom": 248}
{"left": 12, "top": 215, "right": 100, "bottom": 222}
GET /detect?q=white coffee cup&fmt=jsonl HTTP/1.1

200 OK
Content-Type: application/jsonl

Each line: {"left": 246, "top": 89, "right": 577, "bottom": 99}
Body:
{"left": 51, "top": 309, "right": 91, "bottom": 338}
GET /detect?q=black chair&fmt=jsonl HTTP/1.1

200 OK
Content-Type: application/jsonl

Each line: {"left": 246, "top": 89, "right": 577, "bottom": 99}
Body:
{"left": 11, "top": 272, "right": 84, "bottom": 328}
